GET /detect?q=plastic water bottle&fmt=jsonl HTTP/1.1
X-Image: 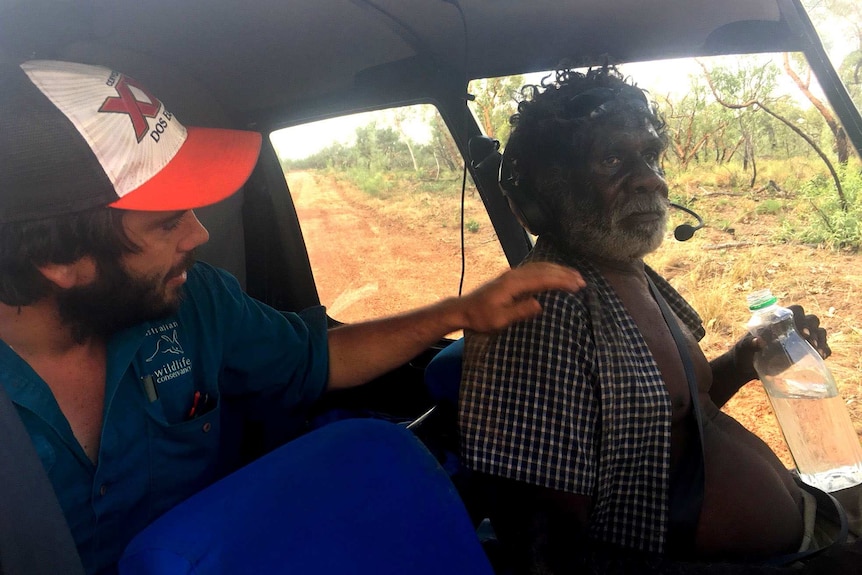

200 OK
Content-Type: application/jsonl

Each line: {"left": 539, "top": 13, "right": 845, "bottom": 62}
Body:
{"left": 746, "top": 289, "right": 862, "bottom": 492}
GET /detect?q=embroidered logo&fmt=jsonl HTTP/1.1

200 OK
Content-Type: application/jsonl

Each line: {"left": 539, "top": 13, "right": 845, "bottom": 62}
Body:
{"left": 143, "top": 321, "right": 193, "bottom": 386}
{"left": 99, "top": 74, "right": 161, "bottom": 142}
{"left": 145, "top": 330, "right": 185, "bottom": 362}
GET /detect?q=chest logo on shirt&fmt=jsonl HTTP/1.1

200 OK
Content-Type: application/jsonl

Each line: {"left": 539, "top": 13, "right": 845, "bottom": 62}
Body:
{"left": 144, "top": 321, "right": 193, "bottom": 386}
{"left": 145, "top": 330, "right": 184, "bottom": 362}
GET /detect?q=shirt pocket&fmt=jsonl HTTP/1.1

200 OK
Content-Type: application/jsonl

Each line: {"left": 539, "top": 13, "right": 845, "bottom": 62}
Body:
{"left": 145, "top": 393, "right": 222, "bottom": 518}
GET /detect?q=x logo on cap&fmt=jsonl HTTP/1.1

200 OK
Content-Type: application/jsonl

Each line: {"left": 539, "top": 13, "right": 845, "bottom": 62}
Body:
{"left": 99, "top": 75, "right": 161, "bottom": 143}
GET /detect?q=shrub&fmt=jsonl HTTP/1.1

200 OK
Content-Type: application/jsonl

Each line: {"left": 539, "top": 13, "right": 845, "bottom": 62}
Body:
{"left": 347, "top": 167, "right": 393, "bottom": 198}
{"left": 777, "top": 162, "right": 862, "bottom": 250}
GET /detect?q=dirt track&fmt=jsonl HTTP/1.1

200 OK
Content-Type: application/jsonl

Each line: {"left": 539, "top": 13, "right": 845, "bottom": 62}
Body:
{"left": 288, "top": 170, "right": 509, "bottom": 322}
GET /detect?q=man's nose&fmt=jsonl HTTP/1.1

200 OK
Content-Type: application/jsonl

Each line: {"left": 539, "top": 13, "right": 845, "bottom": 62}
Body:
{"left": 179, "top": 210, "right": 210, "bottom": 251}
{"left": 631, "top": 161, "right": 667, "bottom": 197}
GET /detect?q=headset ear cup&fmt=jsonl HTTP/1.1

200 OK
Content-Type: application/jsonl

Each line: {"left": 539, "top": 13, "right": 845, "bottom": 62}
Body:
{"left": 499, "top": 150, "right": 550, "bottom": 236}
{"left": 503, "top": 187, "right": 548, "bottom": 236}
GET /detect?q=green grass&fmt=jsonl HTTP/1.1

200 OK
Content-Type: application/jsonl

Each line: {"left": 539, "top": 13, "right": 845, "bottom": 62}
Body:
{"left": 754, "top": 199, "right": 784, "bottom": 215}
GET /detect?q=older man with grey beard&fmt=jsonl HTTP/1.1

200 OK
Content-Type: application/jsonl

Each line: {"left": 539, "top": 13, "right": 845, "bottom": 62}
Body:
{"left": 458, "top": 67, "right": 848, "bottom": 575}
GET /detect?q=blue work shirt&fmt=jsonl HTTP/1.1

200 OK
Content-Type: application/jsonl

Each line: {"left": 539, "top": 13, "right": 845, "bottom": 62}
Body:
{"left": 0, "top": 262, "right": 330, "bottom": 574}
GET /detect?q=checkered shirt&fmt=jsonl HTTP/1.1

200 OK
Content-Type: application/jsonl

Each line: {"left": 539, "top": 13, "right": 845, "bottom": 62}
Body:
{"left": 459, "top": 238, "right": 705, "bottom": 554}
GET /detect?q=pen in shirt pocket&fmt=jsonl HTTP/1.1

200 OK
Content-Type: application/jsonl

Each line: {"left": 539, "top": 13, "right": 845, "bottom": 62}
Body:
{"left": 187, "top": 391, "right": 211, "bottom": 419}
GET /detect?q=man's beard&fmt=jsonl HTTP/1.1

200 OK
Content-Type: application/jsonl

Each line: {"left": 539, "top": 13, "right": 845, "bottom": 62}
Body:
{"left": 555, "top": 191, "right": 668, "bottom": 262}
{"left": 56, "top": 253, "right": 196, "bottom": 343}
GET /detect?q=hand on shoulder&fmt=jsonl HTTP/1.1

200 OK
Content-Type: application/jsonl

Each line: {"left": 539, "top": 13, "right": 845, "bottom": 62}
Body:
{"left": 456, "top": 262, "right": 586, "bottom": 333}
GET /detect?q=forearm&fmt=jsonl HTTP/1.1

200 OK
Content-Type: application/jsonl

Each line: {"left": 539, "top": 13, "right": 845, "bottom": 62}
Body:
{"left": 326, "top": 298, "right": 464, "bottom": 390}
{"left": 324, "top": 261, "right": 585, "bottom": 390}
{"left": 709, "top": 347, "right": 758, "bottom": 408}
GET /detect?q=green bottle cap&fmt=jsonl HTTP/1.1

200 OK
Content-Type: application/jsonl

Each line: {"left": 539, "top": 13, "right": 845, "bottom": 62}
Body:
{"left": 747, "top": 289, "right": 777, "bottom": 310}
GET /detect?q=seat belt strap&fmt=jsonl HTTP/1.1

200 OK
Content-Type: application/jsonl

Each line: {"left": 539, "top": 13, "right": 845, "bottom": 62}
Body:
{"left": 0, "top": 383, "right": 85, "bottom": 575}
{"left": 647, "top": 277, "right": 706, "bottom": 557}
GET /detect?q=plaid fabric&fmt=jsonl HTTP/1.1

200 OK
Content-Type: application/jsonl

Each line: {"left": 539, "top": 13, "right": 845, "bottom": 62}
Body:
{"left": 459, "top": 238, "right": 704, "bottom": 554}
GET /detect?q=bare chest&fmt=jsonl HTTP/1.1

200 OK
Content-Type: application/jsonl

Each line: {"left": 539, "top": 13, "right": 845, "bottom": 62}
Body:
{"left": 33, "top": 356, "right": 106, "bottom": 464}
{"left": 601, "top": 273, "right": 709, "bottom": 420}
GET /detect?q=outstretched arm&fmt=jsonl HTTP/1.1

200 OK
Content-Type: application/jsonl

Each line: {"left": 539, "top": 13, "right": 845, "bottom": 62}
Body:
{"left": 325, "top": 262, "right": 585, "bottom": 390}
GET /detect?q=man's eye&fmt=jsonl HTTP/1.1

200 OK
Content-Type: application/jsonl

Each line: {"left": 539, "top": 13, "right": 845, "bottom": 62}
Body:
{"left": 161, "top": 215, "right": 184, "bottom": 231}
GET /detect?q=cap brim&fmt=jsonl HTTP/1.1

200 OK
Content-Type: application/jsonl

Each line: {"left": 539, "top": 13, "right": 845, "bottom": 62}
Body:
{"left": 109, "top": 126, "right": 262, "bottom": 211}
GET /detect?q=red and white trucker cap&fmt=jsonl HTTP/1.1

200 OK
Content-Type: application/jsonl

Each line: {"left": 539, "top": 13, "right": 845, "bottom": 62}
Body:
{"left": 0, "top": 60, "right": 262, "bottom": 223}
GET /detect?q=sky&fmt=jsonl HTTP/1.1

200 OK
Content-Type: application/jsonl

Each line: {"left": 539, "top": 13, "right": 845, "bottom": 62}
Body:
{"left": 272, "top": 115, "right": 379, "bottom": 161}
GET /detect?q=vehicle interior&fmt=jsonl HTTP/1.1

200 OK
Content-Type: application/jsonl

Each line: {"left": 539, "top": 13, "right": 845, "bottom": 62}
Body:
{"left": 1, "top": 0, "right": 860, "bottom": 573}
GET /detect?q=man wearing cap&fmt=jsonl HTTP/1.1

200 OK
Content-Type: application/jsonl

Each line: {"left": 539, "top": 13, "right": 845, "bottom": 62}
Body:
{"left": 458, "top": 68, "right": 843, "bottom": 574}
{"left": 0, "top": 60, "right": 585, "bottom": 574}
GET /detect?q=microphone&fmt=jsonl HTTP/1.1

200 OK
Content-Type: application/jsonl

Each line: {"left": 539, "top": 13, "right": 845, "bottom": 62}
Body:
{"left": 669, "top": 202, "right": 704, "bottom": 241}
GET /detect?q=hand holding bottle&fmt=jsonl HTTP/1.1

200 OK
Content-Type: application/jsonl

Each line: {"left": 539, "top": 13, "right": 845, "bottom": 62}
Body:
{"left": 745, "top": 289, "right": 862, "bottom": 492}
{"left": 783, "top": 304, "right": 831, "bottom": 360}
{"left": 731, "top": 302, "right": 831, "bottom": 382}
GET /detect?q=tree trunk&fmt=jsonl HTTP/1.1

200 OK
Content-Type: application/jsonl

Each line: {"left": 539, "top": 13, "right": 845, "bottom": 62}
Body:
{"left": 783, "top": 53, "right": 850, "bottom": 164}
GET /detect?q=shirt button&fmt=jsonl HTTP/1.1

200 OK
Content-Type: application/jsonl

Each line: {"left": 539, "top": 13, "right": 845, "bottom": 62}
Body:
{"left": 99, "top": 484, "right": 108, "bottom": 496}
{"left": 202, "top": 422, "right": 212, "bottom": 433}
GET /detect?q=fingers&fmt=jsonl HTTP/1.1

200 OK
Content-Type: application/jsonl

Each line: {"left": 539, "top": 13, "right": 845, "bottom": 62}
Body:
{"left": 460, "top": 263, "right": 585, "bottom": 333}
{"left": 742, "top": 332, "right": 763, "bottom": 352}
{"left": 731, "top": 333, "right": 761, "bottom": 382}
{"left": 788, "top": 304, "right": 831, "bottom": 359}
{"left": 498, "top": 262, "right": 586, "bottom": 300}
{"left": 462, "top": 295, "right": 543, "bottom": 333}
{"left": 788, "top": 304, "right": 805, "bottom": 326}
{"left": 497, "top": 297, "right": 544, "bottom": 325}
{"left": 811, "top": 325, "right": 831, "bottom": 359}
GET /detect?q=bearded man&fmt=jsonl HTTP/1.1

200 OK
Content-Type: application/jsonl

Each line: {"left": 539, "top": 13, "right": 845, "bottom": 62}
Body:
{"left": 0, "top": 60, "right": 586, "bottom": 574}
{"left": 458, "top": 68, "right": 840, "bottom": 574}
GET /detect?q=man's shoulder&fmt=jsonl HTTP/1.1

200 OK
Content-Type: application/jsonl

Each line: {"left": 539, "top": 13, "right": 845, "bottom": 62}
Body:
{"left": 466, "top": 270, "right": 595, "bottom": 355}
{"left": 522, "top": 242, "right": 606, "bottom": 313}
{"left": 181, "top": 262, "right": 328, "bottom": 333}
{"left": 173, "top": 261, "right": 250, "bottom": 325}
{"left": 186, "top": 260, "right": 238, "bottom": 286}
{"left": 523, "top": 238, "right": 602, "bottom": 283}
{"left": 183, "top": 261, "right": 244, "bottom": 299}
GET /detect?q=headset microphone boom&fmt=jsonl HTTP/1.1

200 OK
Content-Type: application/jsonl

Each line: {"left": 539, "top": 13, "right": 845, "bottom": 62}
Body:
{"left": 669, "top": 202, "right": 704, "bottom": 241}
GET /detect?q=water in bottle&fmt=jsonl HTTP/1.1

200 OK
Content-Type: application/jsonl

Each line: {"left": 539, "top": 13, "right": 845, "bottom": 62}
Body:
{"left": 747, "top": 289, "right": 862, "bottom": 492}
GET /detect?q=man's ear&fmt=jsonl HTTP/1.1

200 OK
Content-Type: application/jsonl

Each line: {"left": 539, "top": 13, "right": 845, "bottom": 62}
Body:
{"left": 36, "top": 257, "right": 97, "bottom": 289}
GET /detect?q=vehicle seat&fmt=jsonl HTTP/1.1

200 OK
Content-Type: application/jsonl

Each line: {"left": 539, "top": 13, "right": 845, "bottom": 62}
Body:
{"left": 422, "top": 337, "right": 467, "bottom": 482}
{"left": 423, "top": 339, "right": 513, "bottom": 570}
{"left": 422, "top": 338, "right": 485, "bottom": 520}
{"left": 424, "top": 338, "right": 465, "bottom": 407}
{"left": 118, "top": 418, "right": 493, "bottom": 575}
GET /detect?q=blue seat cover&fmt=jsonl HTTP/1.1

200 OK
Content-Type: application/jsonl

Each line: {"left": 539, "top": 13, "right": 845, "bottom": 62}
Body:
{"left": 119, "top": 418, "right": 492, "bottom": 575}
{"left": 424, "top": 338, "right": 464, "bottom": 405}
